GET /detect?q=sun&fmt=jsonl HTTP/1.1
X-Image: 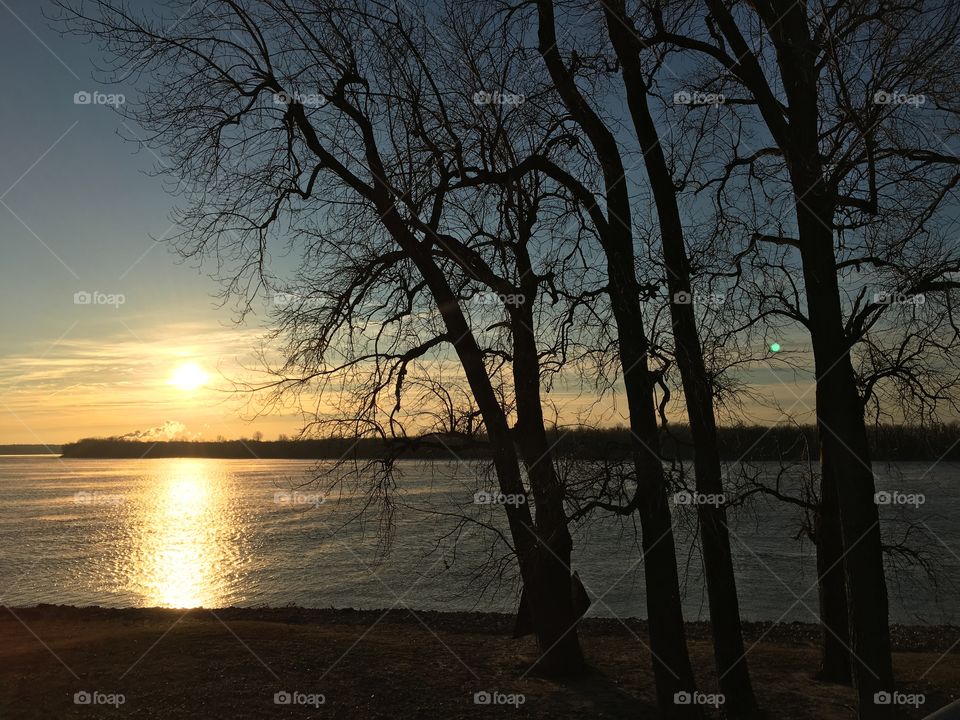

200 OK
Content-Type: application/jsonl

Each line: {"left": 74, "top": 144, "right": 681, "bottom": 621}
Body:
{"left": 170, "top": 362, "right": 209, "bottom": 391}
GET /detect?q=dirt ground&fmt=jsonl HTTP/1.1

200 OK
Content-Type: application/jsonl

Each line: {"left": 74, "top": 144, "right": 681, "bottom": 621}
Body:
{"left": 0, "top": 606, "right": 956, "bottom": 718}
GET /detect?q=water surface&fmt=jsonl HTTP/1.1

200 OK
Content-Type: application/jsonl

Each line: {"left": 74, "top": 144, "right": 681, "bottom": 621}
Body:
{"left": 0, "top": 456, "right": 956, "bottom": 624}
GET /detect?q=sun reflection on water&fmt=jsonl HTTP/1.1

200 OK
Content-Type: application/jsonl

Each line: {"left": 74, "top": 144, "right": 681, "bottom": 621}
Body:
{"left": 135, "top": 459, "right": 231, "bottom": 608}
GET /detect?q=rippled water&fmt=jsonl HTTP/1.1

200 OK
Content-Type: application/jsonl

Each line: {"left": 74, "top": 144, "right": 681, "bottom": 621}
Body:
{"left": 0, "top": 456, "right": 956, "bottom": 624}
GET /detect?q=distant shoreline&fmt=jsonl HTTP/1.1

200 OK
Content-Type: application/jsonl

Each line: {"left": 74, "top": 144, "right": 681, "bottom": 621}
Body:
{"left": 0, "top": 445, "right": 62, "bottom": 456}
{"left": 52, "top": 424, "right": 960, "bottom": 461}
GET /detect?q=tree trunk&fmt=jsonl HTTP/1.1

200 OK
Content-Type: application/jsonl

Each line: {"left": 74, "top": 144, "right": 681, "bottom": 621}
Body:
{"left": 398, "top": 231, "right": 586, "bottom": 675}
{"left": 794, "top": 194, "right": 894, "bottom": 718}
{"left": 744, "top": 4, "right": 896, "bottom": 711}
{"left": 816, "top": 460, "right": 852, "bottom": 684}
{"left": 609, "top": 263, "right": 704, "bottom": 720}
{"left": 601, "top": 3, "right": 756, "bottom": 713}
{"left": 534, "top": 2, "right": 700, "bottom": 712}
{"left": 329, "top": 102, "right": 589, "bottom": 670}
{"left": 509, "top": 299, "right": 584, "bottom": 675}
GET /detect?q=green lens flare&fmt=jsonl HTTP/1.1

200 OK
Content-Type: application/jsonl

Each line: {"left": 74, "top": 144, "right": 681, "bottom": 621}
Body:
{"left": 770, "top": 342, "right": 781, "bottom": 353}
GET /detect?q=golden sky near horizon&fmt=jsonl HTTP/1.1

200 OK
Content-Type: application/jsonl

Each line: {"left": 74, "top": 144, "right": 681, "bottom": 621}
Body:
{"left": 0, "top": 316, "right": 822, "bottom": 445}
{"left": 0, "top": 322, "right": 286, "bottom": 444}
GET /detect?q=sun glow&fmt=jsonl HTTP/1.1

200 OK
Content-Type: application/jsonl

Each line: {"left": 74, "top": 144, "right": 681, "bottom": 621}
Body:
{"left": 135, "top": 460, "right": 228, "bottom": 608}
{"left": 170, "top": 361, "right": 209, "bottom": 391}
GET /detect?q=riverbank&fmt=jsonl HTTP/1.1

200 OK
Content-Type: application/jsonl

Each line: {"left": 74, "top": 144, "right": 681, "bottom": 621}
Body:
{"left": 1, "top": 606, "right": 956, "bottom": 718}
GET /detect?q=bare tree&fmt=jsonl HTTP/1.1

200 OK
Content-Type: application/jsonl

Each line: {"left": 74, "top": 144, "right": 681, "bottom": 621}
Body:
{"left": 638, "top": 0, "right": 960, "bottom": 712}
{"left": 495, "top": 0, "right": 707, "bottom": 714}
{"left": 55, "top": 0, "right": 589, "bottom": 674}
{"left": 579, "top": 1, "right": 758, "bottom": 712}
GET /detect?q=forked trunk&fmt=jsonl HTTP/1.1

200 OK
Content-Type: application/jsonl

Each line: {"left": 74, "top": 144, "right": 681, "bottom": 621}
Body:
{"left": 400, "top": 235, "right": 585, "bottom": 676}
{"left": 534, "top": 2, "right": 700, "bottom": 711}
{"left": 747, "top": 5, "right": 896, "bottom": 709}
{"left": 609, "top": 268, "right": 703, "bottom": 720}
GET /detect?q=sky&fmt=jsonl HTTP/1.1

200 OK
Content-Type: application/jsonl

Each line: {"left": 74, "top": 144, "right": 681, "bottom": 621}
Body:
{"left": 0, "top": 0, "right": 819, "bottom": 444}
{"left": 0, "top": 0, "right": 303, "bottom": 443}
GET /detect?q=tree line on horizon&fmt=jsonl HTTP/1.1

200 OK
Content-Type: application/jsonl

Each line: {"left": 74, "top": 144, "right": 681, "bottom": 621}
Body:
{"left": 56, "top": 0, "right": 960, "bottom": 717}
{"left": 59, "top": 423, "right": 960, "bottom": 462}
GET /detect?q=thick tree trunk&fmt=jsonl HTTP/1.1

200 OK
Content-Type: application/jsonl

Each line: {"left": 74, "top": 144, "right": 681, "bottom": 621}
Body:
{"left": 608, "top": 264, "right": 704, "bottom": 720}
{"left": 816, "top": 460, "right": 852, "bottom": 684}
{"left": 795, "top": 195, "right": 894, "bottom": 718}
{"left": 509, "top": 301, "right": 584, "bottom": 675}
{"left": 601, "top": 3, "right": 756, "bottom": 713}
{"left": 740, "top": 4, "right": 895, "bottom": 711}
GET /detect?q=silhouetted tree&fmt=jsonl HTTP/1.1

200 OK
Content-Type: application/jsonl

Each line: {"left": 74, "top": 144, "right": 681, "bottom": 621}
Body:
{"left": 55, "top": 0, "right": 588, "bottom": 674}
{"left": 639, "top": 0, "right": 960, "bottom": 712}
